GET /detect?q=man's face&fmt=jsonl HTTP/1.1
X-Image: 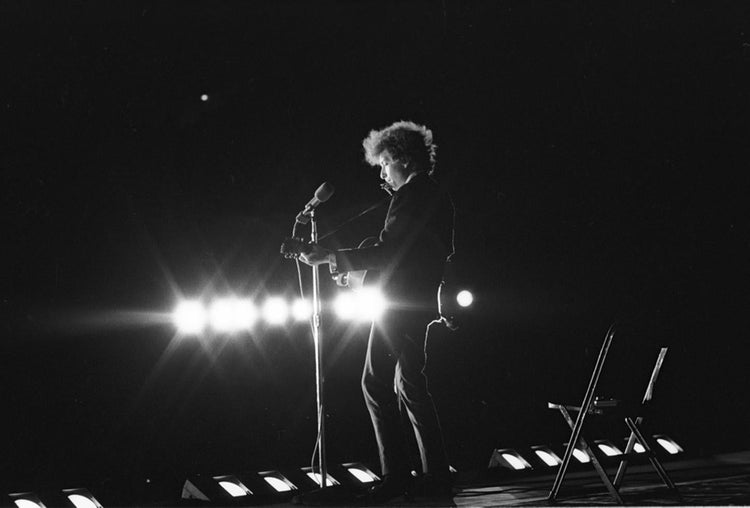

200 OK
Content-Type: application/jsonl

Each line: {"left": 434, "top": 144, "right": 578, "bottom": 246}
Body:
{"left": 378, "top": 150, "right": 410, "bottom": 191}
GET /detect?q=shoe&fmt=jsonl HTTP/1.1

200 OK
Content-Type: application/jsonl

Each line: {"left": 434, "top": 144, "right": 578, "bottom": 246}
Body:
{"left": 360, "top": 473, "right": 411, "bottom": 504}
{"left": 410, "top": 472, "right": 454, "bottom": 500}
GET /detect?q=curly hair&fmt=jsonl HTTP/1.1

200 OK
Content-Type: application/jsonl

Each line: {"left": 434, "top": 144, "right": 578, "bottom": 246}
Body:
{"left": 362, "top": 120, "right": 437, "bottom": 175}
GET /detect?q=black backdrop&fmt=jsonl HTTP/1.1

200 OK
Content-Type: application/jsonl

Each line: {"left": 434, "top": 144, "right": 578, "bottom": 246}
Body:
{"left": 2, "top": 0, "right": 748, "bottom": 491}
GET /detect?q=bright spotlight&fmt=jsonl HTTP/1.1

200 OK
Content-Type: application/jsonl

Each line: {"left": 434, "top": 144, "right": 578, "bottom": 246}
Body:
{"left": 259, "top": 471, "right": 297, "bottom": 493}
{"left": 214, "top": 476, "right": 252, "bottom": 497}
{"left": 572, "top": 448, "right": 591, "bottom": 463}
{"left": 654, "top": 435, "right": 684, "bottom": 455}
{"left": 334, "top": 289, "right": 386, "bottom": 322}
{"left": 305, "top": 472, "right": 339, "bottom": 487}
{"left": 357, "top": 288, "right": 387, "bottom": 320}
{"left": 173, "top": 300, "right": 207, "bottom": 334}
{"left": 263, "top": 297, "right": 289, "bottom": 325}
{"left": 456, "top": 290, "right": 474, "bottom": 307}
{"left": 13, "top": 500, "right": 44, "bottom": 508}
{"left": 201, "top": 94, "right": 209, "bottom": 101}
{"left": 596, "top": 441, "right": 622, "bottom": 457}
{"left": 291, "top": 298, "right": 312, "bottom": 321}
{"left": 343, "top": 463, "right": 380, "bottom": 484}
{"left": 209, "top": 298, "right": 257, "bottom": 333}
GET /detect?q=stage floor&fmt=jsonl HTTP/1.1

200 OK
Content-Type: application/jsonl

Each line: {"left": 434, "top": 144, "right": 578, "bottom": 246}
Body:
{"left": 266, "top": 450, "right": 750, "bottom": 507}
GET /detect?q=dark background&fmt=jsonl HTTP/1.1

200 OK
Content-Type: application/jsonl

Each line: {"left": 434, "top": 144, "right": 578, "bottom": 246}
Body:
{"left": 2, "top": 0, "right": 748, "bottom": 495}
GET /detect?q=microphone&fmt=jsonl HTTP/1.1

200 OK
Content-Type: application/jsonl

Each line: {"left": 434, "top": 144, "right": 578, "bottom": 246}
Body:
{"left": 296, "top": 182, "right": 335, "bottom": 223}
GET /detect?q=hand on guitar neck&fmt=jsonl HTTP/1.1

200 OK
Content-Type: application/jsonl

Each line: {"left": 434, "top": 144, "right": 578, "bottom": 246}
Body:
{"left": 280, "top": 237, "right": 333, "bottom": 267}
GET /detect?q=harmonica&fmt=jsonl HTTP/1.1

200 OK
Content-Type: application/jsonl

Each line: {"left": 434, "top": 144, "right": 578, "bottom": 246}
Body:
{"left": 380, "top": 182, "right": 393, "bottom": 196}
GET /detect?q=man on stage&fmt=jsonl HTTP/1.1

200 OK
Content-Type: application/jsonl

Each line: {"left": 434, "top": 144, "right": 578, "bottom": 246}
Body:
{"left": 299, "top": 120, "right": 455, "bottom": 503}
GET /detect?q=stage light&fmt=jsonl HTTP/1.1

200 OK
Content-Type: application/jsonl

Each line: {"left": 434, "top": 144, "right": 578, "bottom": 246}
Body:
{"left": 291, "top": 298, "right": 312, "bottom": 321}
{"left": 62, "top": 489, "right": 103, "bottom": 508}
{"left": 258, "top": 471, "right": 297, "bottom": 493}
{"left": 262, "top": 297, "right": 288, "bottom": 325}
{"left": 208, "top": 298, "right": 257, "bottom": 333}
{"left": 304, "top": 471, "right": 340, "bottom": 487}
{"left": 595, "top": 440, "right": 623, "bottom": 457}
{"left": 333, "top": 293, "right": 357, "bottom": 320}
{"left": 654, "top": 435, "right": 683, "bottom": 455}
{"left": 201, "top": 94, "right": 209, "bottom": 101}
{"left": 11, "top": 499, "right": 45, "bottom": 508}
{"left": 357, "top": 288, "right": 386, "bottom": 320}
{"left": 572, "top": 447, "right": 591, "bottom": 463}
{"left": 334, "top": 289, "right": 386, "bottom": 322}
{"left": 213, "top": 475, "right": 252, "bottom": 497}
{"left": 173, "top": 300, "right": 207, "bottom": 334}
{"left": 456, "top": 290, "right": 474, "bottom": 307}
{"left": 531, "top": 446, "right": 562, "bottom": 466}
{"left": 342, "top": 463, "right": 380, "bottom": 484}
{"left": 488, "top": 448, "right": 533, "bottom": 470}
{"left": 633, "top": 442, "right": 646, "bottom": 453}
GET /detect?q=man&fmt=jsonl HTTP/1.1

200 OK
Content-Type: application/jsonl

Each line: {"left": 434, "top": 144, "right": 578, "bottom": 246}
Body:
{"left": 299, "top": 120, "right": 454, "bottom": 502}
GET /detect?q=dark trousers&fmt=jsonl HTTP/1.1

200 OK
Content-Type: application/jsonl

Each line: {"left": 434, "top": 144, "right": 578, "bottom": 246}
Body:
{"left": 361, "top": 310, "right": 448, "bottom": 477}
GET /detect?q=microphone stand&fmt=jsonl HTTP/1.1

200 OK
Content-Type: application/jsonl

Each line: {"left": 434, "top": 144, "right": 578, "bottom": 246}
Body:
{"left": 308, "top": 209, "right": 328, "bottom": 490}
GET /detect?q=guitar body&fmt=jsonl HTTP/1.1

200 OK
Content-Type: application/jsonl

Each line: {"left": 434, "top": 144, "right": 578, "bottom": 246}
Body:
{"left": 281, "top": 235, "right": 380, "bottom": 292}
{"left": 335, "top": 236, "right": 379, "bottom": 291}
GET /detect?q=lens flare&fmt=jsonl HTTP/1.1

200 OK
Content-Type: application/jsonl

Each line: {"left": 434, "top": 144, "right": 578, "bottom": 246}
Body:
{"left": 173, "top": 300, "right": 207, "bottom": 334}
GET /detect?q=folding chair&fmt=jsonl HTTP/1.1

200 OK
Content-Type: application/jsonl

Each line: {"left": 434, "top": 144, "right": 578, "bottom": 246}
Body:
{"left": 546, "top": 324, "right": 681, "bottom": 504}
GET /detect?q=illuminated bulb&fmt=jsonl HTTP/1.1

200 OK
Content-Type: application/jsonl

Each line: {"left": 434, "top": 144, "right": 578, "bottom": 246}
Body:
{"left": 264, "top": 476, "right": 293, "bottom": 492}
{"left": 218, "top": 480, "right": 249, "bottom": 497}
{"left": 173, "top": 300, "right": 207, "bottom": 334}
{"left": 456, "top": 290, "right": 474, "bottom": 307}
{"left": 263, "top": 297, "right": 289, "bottom": 324}
{"left": 291, "top": 298, "right": 312, "bottom": 321}
{"left": 357, "top": 288, "right": 387, "bottom": 320}
{"left": 501, "top": 453, "right": 528, "bottom": 470}
{"left": 347, "top": 467, "right": 377, "bottom": 483}
{"left": 656, "top": 438, "right": 682, "bottom": 454}
{"left": 66, "top": 495, "right": 98, "bottom": 508}
{"left": 306, "top": 472, "right": 338, "bottom": 486}
{"left": 597, "top": 443, "right": 621, "bottom": 456}
{"left": 201, "top": 94, "right": 209, "bottom": 101}
{"left": 573, "top": 448, "right": 590, "bottom": 463}
{"left": 333, "top": 293, "right": 356, "bottom": 320}
{"left": 534, "top": 449, "right": 561, "bottom": 466}
{"left": 209, "top": 298, "right": 256, "bottom": 332}
{"left": 14, "top": 501, "right": 44, "bottom": 508}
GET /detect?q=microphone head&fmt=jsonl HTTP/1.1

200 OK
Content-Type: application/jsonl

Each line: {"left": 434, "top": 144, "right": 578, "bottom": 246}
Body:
{"left": 315, "top": 182, "right": 335, "bottom": 203}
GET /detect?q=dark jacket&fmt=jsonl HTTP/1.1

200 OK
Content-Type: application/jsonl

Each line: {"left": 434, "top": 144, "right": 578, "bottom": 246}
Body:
{"left": 334, "top": 172, "right": 454, "bottom": 308}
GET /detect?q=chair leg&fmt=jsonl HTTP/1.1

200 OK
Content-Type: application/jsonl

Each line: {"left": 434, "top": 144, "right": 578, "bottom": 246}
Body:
{"left": 624, "top": 417, "right": 681, "bottom": 499}
{"left": 551, "top": 406, "right": 624, "bottom": 504}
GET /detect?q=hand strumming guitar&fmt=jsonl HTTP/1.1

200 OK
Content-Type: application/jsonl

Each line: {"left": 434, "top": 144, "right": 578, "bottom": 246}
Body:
{"left": 298, "top": 243, "right": 334, "bottom": 267}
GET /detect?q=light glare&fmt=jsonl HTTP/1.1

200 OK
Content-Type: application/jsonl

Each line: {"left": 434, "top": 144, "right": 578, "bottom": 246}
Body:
{"left": 291, "top": 299, "right": 312, "bottom": 321}
{"left": 456, "top": 290, "right": 474, "bottom": 307}
{"left": 334, "top": 289, "right": 386, "bottom": 321}
{"left": 263, "top": 297, "right": 289, "bottom": 324}
{"left": 173, "top": 300, "right": 207, "bottom": 334}
{"left": 209, "top": 298, "right": 256, "bottom": 332}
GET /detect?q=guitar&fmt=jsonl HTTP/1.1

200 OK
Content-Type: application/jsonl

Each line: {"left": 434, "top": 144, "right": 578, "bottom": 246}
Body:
{"left": 280, "top": 236, "right": 380, "bottom": 291}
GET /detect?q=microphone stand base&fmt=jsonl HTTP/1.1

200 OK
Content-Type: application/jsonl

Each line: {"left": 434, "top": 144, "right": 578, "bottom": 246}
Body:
{"left": 291, "top": 485, "right": 360, "bottom": 506}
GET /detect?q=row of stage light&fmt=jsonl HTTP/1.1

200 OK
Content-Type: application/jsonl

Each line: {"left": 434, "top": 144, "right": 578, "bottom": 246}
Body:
{"left": 489, "top": 434, "right": 684, "bottom": 471}
{"left": 8, "top": 463, "right": 382, "bottom": 508}
{"left": 7, "top": 436, "right": 684, "bottom": 507}
{"left": 172, "top": 289, "right": 474, "bottom": 335}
